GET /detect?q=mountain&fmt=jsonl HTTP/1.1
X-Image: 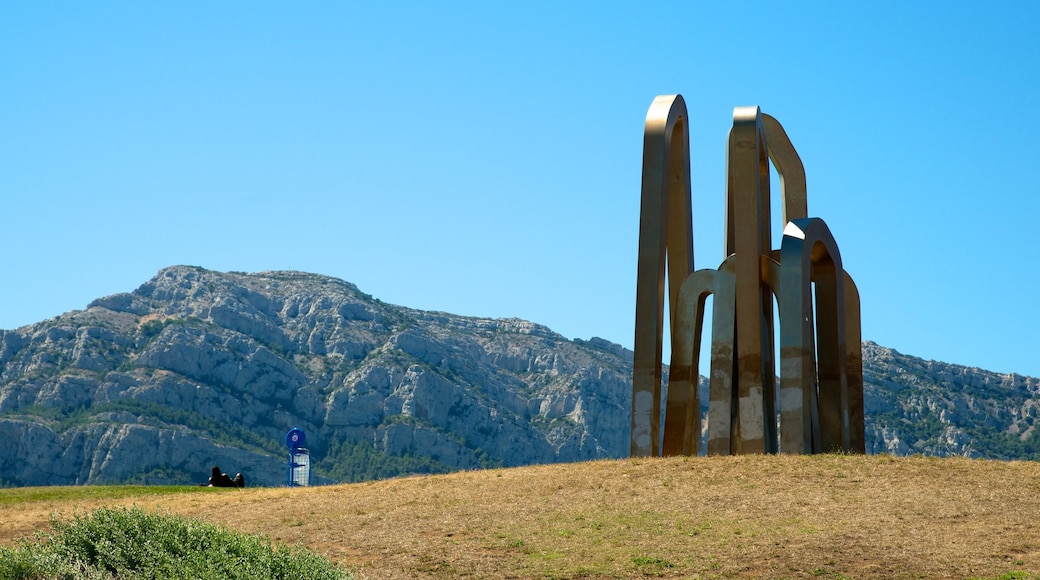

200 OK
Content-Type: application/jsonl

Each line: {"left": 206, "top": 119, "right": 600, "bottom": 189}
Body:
{"left": 1, "top": 266, "right": 1038, "bottom": 487}
{"left": 0, "top": 267, "right": 631, "bottom": 487}
{"left": 862, "top": 341, "right": 1040, "bottom": 458}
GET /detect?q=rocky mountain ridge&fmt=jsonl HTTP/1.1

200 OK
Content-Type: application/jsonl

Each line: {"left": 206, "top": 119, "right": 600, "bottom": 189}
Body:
{"left": 1, "top": 266, "right": 1038, "bottom": 487}
{"left": 0, "top": 267, "right": 630, "bottom": 486}
{"left": 862, "top": 341, "right": 1040, "bottom": 458}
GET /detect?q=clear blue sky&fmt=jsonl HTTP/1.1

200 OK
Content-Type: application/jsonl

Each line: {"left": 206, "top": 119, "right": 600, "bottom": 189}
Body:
{"left": 3, "top": 3, "right": 1039, "bottom": 377}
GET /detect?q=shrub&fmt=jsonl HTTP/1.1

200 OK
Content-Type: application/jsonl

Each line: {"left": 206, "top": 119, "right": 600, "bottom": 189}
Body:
{"left": 0, "top": 506, "right": 350, "bottom": 580}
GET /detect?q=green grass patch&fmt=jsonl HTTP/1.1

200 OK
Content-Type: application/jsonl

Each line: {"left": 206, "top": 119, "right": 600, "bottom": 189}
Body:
{"left": 0, "top": 506, "right": 351, "bottom": 579}
{"left": 0, "top": 485, "right": 216, "bottom": 507}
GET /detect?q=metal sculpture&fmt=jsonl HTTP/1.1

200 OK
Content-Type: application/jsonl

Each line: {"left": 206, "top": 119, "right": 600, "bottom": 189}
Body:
{"left": 631, "top": 95, "right": 863, "bottom": 457}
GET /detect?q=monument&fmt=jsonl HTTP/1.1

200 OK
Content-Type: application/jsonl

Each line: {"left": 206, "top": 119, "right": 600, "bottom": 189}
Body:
{"left": 631, "top": 95, "right": 863, "bottom": 457}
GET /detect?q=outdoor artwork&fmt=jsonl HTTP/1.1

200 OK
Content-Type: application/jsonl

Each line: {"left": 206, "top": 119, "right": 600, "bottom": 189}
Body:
{"left": 631, "top": 95, "right": 864, "bottom": 457}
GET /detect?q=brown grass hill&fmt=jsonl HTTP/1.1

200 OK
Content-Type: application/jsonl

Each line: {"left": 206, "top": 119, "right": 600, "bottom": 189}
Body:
{"left": 1, "top": 265, "right": 1039, "bottom": 487}
{"left": 4, "top": 455, "right": 1040, "bottom": 579}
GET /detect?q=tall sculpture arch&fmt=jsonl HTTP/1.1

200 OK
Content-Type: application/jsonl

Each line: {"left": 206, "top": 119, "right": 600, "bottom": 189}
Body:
{"left": 632, "top": 95, "right": 694, "bottom": 457}
{"left": 632, "top": 96, "right": 863, "bottom": 457}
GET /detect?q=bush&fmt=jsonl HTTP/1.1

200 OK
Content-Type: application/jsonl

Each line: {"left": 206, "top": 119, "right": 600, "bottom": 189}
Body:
{"left": 0, "top": 506, "right": 351, "bottom": 580}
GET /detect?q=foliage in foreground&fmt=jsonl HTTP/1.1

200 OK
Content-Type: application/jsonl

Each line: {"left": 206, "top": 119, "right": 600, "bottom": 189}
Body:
{"left": 0, "top": 506, "right": 351, "bottom": 580}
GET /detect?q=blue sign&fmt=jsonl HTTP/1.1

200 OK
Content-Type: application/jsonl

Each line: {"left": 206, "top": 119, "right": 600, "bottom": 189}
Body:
{"left": 286, "top": 428, "right": 306, "bottom": 451}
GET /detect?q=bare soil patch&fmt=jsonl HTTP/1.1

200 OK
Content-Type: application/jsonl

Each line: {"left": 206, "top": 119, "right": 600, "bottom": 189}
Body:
{"left": 3, "top": 454, "right": 1039, "bottom": 579}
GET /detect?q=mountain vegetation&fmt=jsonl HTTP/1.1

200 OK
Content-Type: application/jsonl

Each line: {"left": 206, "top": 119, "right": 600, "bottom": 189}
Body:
{"left": 862, "top": 341, "right": 1040, "bottom": 458}
{"left": 1, "top": 266, "right": 1038, "bottom": 487}
{"left": 0, "top": 267, "right": 629, "bottom": 487}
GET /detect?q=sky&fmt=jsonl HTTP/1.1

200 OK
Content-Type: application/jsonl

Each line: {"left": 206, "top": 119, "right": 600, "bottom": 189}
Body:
{"left": 2, "top": 2, "right": 1039, "bottom": 377}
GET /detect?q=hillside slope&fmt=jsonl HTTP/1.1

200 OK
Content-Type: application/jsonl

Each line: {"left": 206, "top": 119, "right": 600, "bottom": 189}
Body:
{"left": 0, "top": 267, "right": 630, "bottom": 486}
{"left": 2, "top": 266, "right": 1039, "bottom": 487}
{"left": 862, "top": 341, "right": 1040, "bottom": 457}
{"left": 3, "top": 455, "right": 1039, "bottom": 579}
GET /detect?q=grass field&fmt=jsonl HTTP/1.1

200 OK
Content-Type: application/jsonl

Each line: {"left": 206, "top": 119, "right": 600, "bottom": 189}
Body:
{"left": 2, "top": 454, "right": 1039, "bottom": 579}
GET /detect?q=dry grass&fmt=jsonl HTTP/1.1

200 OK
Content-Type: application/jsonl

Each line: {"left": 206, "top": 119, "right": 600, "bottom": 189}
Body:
{"left": 3, "top": 454, "right": 1040, "bottom": 579}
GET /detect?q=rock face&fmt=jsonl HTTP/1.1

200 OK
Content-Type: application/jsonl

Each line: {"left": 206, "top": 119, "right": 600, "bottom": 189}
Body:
{"left": 862, "top": 341, "right": 1040, "bottom": 458}
{"left": 0, "top": 267, "right": 631, "bottom": 486}
{"left": 2, "top": 266, "right": 1038, "bottom": 487}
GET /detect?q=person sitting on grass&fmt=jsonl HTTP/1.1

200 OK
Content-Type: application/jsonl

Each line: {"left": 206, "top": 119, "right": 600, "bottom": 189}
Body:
{"left": 208, "top": 466, "right": 244, "bottom": 487}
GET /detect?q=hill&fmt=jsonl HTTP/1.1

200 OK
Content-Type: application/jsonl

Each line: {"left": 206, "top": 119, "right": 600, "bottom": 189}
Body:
{"left": 0, "top": 266, "right": 630, "bottom": 487}
{"left": 2, "top": 265, "right": 1040, "bottom": 487}
{"left": 862, "top": 341, "right": 1040, "bottom": 458}
{"left": 2, "top": 455, "right": 1039, "bottom": 579}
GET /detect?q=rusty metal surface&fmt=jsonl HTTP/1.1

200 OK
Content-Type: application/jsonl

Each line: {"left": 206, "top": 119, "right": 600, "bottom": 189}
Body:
{"left": 706, "top": 256, "right": 737, "bottom": 456}
{"left": 727, "top": 106, "right": 771, "bottom": 454}
{"left": 663, "top": 268, "right": 715, "bottom": 456}
{"left": 632, "top": 97, "right": 864, "bottom": 457}
{"left": 779, "top": 218, "right": 849, "bottom": 453}
{"left": 632, "top": 94, "right": 693, "bottom": 457}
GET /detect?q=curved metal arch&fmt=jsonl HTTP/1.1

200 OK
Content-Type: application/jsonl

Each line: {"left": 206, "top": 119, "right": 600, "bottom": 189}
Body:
{"left": 778, "top": 217, "right": 850, "bottom": 453}
{"left": 762, "top": 113, "right": 807, "bottom": 226}
{"left": 632, "top": 94, "right": 694, "bottom": 457}
{"left": 725, "top": 112, "right": 808, "bottom": 256}
{"left": 706, "top": 255, "right": 737, "bottom": 455}
{"left": 725, "top": 106, "right": 774, "bottom": 454}
{"left": 843, "top": 273, "right": 865, "bottom": 453}
{"left": 663, "top": 268, "right": 717, "bottom": 456}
